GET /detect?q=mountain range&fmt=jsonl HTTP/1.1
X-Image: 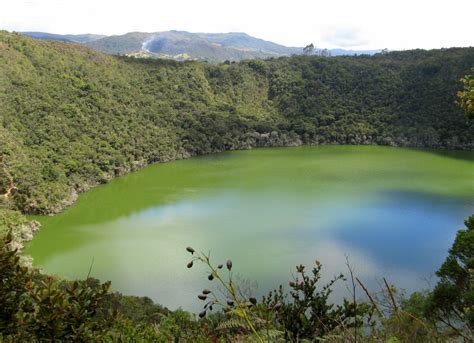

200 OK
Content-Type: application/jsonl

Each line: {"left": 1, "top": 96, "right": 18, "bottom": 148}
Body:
{"left": 21, "top": 30, "right": 380, "bottom": 63}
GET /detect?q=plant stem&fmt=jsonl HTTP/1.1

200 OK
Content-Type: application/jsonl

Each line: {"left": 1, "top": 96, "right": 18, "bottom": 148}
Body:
{"left": 199, "top": 253, "right": 264, "bottom": 343}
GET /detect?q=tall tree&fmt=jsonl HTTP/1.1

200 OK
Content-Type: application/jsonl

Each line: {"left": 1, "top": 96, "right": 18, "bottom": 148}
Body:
{"left": 457, "top": 68, "right": 474, "bottom": 119}
{"left": 303, "top": 43, "right": 314, "bottom": 55}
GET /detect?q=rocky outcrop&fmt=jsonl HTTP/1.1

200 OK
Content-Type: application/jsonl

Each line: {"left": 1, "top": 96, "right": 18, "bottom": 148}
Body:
{"left": 3, "top": 217, "right": 40, "bottom": 252}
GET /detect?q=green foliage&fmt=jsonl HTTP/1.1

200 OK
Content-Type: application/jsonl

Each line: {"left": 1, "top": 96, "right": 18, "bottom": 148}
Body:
{"left": 157, "top": 309, "right": 212, "bottom": 342}
{"left": 103, "top": 294, "right": 168, "bottom": 324}
{"left": 458, "top": 68, "right": 474, "bottom": 118}
{"left": 262, "top": 261, "right": 362, "bottom": 341}
{"left": 86, "top": 32, "right": 151, "bottom": 55}
{"left": 0, "top": 209, "right": 39, "bottom": 254}
{"left": 1, "top": 31, "right": 474, "bottom": 341}
{"left": 0, "top": 230, "right": 112, "bottom": 341}
{"left": 185, "top": 247, "right": 267, "bottom": 342}
{"left": 1, "top": 32, "right": 473, "bottom": 214}
{"left": 357, "top": 283, "right": 437, "bottom": 342}
{"left": 0, "top": 225, "right": 206, "bottom": 342}
{"left": 356, "top": 215, "right": 474, "bottom": 342}
{"left": 425, "top": 215, "right": 474, "bottom": 339}
{"left": 84, "top": 31, "right": 301, "bottom": 63}
{"left": 0, "top": 232, "right": 30, "bottom": 335}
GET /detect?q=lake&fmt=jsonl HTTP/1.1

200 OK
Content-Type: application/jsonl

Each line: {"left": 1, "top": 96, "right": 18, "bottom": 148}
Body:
{"left": 26, "top": 146, "right": 474, "bottom": 310}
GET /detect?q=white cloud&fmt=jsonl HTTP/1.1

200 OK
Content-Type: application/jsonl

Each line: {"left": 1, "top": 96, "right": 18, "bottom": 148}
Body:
{"left": 0, "top": 0, "right": 472, "bottom": 50}
{"left": 321, "top": 27, "right": 370, "bottom": 48}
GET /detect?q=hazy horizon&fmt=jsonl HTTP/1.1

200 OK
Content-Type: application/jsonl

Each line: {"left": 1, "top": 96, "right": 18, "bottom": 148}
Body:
{"left": 1, "top": 0, "right": 473, "bottom": 51}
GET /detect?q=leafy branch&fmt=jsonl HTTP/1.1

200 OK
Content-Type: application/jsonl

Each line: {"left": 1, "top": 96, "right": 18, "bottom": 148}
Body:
{"left": 185, "top": 246, "right": 264, "bottom": 342}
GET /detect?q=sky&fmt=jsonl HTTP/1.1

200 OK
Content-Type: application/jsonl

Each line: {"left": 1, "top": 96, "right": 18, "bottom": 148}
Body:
{"left": 1, "top": 0, "right": 473, "bottom": 50}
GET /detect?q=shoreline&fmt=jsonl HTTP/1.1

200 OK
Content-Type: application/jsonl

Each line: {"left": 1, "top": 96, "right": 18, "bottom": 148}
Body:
{"left": 27, "top": 139, "right": 474, "bottom": 217}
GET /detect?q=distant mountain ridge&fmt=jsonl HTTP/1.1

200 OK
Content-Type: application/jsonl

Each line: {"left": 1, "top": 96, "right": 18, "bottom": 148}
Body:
{"left": 21, "top": 30, "right": 380, "bottom": 63}
{"left": 21, "top": 31, "right": 106, "bottom": 44}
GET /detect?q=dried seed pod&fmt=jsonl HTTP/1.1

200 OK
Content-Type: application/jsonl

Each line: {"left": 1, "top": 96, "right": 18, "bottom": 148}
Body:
{"left": 208, "top": 274, "right": 214, "bottom": 281}
{"left": 249, "top": 297, "right": 257, "bottom": 305}
{"left": 186, "top": 247, "right": 195, "bottom": 254}
{"left": 198, "top": 294, "right": 207, "bottom": 301}
{"left": 226, "top": 260, "right": 232, "bottom": 271}
{"left": 202, "top": 289, "right": 211, "bottom": 295}
{"left": 187, "top": 261, "right": 193, "bottom": 268}
{"left": 198, "top": 311, "right": 206, "bottom": 318}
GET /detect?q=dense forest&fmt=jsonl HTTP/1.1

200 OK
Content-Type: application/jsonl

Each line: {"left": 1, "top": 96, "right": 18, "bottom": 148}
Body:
{"left": 0, "top": 31, "right": 473, "bottom": 214}
{"left": 1, "top": 31, "right": 474, "bottom": 341}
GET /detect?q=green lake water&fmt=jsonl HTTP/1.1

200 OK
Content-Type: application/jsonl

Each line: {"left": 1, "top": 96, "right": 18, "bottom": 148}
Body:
{"left": 26, "top": 146, "right": 474, "bottom": 310}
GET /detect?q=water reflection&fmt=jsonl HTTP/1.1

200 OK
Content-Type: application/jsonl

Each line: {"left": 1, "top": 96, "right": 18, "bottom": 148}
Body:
{"left": 29, "top": 190, "right": 472, "bottom": 311}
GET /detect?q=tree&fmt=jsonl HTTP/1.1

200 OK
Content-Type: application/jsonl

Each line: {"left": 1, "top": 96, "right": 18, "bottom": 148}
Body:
{"left": 303, "top": 43, "right": 314, "bottom": 56}
{"left": 426, "top": 215, "right": 474, "bottom": 340}
{"left": 457, "top": 68, "right": 474, "bottom": 119}
{"left": 320, "top": 48, "right": 331, "bottom": 57}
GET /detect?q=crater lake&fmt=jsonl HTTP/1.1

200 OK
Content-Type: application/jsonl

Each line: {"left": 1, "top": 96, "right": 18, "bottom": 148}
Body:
{"left": 26, "top": 146, "right": 474, "bottom": 310}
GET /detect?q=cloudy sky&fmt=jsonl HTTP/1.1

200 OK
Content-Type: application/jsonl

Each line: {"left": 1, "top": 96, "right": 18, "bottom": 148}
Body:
{"left": 1, "top": 0, "right": 473, "bottom": 50}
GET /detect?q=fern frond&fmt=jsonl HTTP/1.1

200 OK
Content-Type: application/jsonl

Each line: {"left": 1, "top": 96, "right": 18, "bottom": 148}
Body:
{"left": 217, "top": 317, "right": 249, "bottom": 331}
{"left": 257, "top": 329, "right": 285, "bottom": 342}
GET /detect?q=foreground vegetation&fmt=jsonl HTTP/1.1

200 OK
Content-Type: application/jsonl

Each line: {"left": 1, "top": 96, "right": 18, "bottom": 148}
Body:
{"left": 1, "top": 30, "right": 473, "bottom": 341}
{"left": 1, "top": 31, "right": 473, "bottom": 214}
{"left": 1, "top": 209, "right": 473, "bottom": 341}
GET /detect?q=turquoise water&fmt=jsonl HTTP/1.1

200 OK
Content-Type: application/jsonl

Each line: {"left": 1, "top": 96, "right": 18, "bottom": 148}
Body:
{"left": 26, "top": 146, "right": 474, "bottom": 310}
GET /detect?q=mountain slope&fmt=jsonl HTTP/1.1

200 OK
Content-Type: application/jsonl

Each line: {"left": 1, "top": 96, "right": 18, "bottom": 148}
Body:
{"left": 1, "top": 31, "right": 472, "bottom": 213}
{"left": 21, "top": 31, "right": 106, "bottom": 43}
{"left": 87, "top": 31, "right": 301, "bottom": 62}
{"left": 85, "top": 32, "right": 153, "bottom": 54}
{"left": 22, "top": 30, "right": 380, "bottom": 62}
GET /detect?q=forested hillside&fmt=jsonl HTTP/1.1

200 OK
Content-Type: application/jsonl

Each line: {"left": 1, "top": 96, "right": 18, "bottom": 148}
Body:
{"left": 0, "top": 31, "right": 473, "bottom": 214}
{"left": 22, "top": 30, "right": 378, "bottom": 62}
{"left": 85, "top": 31, "right": 302, "bottom": 62}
